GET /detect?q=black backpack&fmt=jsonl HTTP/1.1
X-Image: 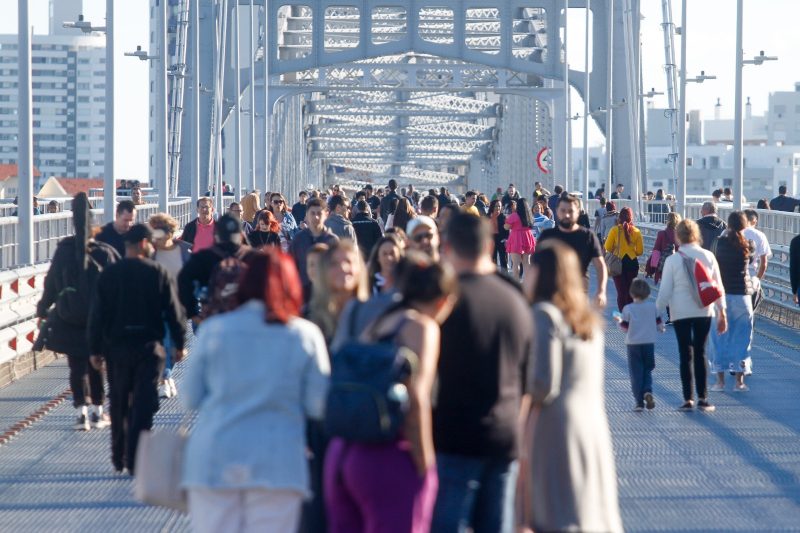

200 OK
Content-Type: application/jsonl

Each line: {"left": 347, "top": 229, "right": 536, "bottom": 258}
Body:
{"left": 325, "top": 307, "right": 418, "bottom": 443}
{"left": 56, "top": 241, "right": 117, "bottom": 327}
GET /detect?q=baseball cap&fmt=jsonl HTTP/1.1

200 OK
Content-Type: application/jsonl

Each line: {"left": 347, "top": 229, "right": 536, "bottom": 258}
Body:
{"left": 215, "top": 214, "right": 243, "bottom": 245}
{"left": 406, "top": 215, "right": 437, "bottom": 235}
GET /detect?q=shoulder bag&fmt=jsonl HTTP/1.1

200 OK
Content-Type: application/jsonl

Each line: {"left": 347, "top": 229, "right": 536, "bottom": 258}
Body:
{"left": 604, "top": 226, "right": 623, "bottom": 277}
{"left": 133, "top": 415, "right": 190, "bottom": 513}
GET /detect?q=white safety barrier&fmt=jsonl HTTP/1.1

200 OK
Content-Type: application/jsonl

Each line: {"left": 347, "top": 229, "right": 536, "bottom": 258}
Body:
{"left": 0, "top": 264, "right": 50, "bottom": 365}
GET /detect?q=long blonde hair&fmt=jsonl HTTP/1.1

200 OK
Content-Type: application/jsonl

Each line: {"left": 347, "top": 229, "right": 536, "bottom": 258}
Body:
{"left": 241, "top": 192, "right": 261, "bottom": 223}
{"left": 529, "top": 240, "right": 599, "bottom": 340}
{"left": 308, "top": 240, "right": 369, "bottom": 342}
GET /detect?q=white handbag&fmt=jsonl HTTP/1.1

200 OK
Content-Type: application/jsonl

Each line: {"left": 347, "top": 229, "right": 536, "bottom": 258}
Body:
{"left": 133, "top": 424, "right": 189, "bottom": 513}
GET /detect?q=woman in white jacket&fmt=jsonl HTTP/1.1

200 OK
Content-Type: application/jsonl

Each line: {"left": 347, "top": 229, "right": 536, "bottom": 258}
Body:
{"left": 655, "top": 219, "right": 727, "bottom": 412}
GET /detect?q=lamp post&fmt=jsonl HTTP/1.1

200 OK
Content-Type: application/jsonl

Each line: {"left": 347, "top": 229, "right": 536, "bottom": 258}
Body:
{"left": 582, "top": 0, "right": 591, "bottom": 201}
{"left": 63, "top": 8, "right": 113, "bottom": 222}
{"left": 676, "top": 0, "right": 715, "bottom": 217}
{"left": 124, "top": 1, "right": 168, "bottom": 213}
{"left": 733, "top": 1, "right": 777, "bottom": 210}
{"left": 605, "top": 0, "right": 614, "bottom": 197}
{"left": 17, "top": 0, "right": 33, "bottom": 265}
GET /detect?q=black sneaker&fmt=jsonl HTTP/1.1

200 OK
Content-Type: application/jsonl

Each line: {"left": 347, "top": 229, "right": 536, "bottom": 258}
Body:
{"left": 644, "top": 392, "right": 656, "bottom": 410}
{"left": 678, "top": 400, "right": 695, "bottom": 411}
{"left": 697, "top": 399, "right": 716, "bottom": 412}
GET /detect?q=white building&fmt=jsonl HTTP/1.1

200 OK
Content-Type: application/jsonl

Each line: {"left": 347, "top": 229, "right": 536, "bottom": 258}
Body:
{"left": 767, "top": 83, "right": 800, "bottom": 146}
{"left": 0, "top": 0, "right": 106, "bottom": 183}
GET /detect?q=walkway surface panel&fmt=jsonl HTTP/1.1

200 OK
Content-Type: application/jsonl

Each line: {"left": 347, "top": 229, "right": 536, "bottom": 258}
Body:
{"left": 0, "top": 289, "right": 797, "bottom": 531}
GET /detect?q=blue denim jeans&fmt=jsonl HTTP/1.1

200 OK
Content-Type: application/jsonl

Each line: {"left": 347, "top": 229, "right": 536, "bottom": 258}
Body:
{"left": 162, "top": 322, "right": 175, "bottom": 380}
{"left": 431, "top": 453, "right": 518, "bottom": 533}
{"left": 627, "top": 343, "right": 655, "bottom": 405}
{"left": 710, "top": 295, "right": 753, "bottom": 375}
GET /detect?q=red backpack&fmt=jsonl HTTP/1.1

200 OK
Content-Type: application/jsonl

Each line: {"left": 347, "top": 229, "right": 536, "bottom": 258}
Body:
{"left": 678, "top": 251, "right": 723, "bottom": 307}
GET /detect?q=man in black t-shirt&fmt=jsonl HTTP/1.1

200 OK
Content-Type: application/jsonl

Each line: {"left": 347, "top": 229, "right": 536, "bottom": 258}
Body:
{"left": 364, "top": 184, "right": 381, "bottom": 219}
{"left": 538, "top": 193, "right": 608, "bottom": 307}
{"left": 432, "top": 214, "right": 532, "bottom": 533}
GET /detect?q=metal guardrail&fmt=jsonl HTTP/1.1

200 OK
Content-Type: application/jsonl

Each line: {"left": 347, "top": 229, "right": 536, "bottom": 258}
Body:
{"left": 0, "top": 198, "right": 193, "bottom": 270}
{"left": 584, "top": 200, "right": 800, "bottom": 248}
{"left": 0, "top": 198, "right": 193, "bottom": 365}
{"left": 637, "top": 222, "right": 799, "bottom": 328}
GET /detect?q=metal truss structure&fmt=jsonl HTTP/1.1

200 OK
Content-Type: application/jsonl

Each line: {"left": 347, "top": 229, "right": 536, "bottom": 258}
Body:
{"left": 174, "top": 0, "right": 643, "bottom": 203}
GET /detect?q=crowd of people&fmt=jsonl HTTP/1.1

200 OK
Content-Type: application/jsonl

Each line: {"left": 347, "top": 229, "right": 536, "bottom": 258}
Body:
{"left": 30, "top": 175, "right": 799, "bottom": 533}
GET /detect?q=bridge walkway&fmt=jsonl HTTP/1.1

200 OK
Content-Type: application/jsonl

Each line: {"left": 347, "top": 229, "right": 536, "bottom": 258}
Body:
{"left": 0, "top": 285, "right": 797, "bottom": 532}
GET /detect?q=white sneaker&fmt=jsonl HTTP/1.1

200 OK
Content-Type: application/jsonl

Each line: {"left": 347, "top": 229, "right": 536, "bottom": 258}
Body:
{"left": 709, "top": 383, "right": 725, "bottom": 392}
{"left": 74, "top": 414, "right": 90, "bottom": 431}
{"left": 91, "top": 412, "right": 110, "bottom": 429}
{"left": 168, "top": 378, "right": 178, "bottom": 398}
{"left": 158, "top": 382, "right": 172, "bottom": 399}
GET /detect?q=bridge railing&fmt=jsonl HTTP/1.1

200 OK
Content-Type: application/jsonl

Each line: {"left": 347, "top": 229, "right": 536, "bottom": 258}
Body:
{"left": 0, "top": 198, "right": 193, "bottom": 270}
{"left": 583, "top": 200, "right": 799, "bottom": 247}
{"left": 637, "top": 223, "right": 799, "bottom": 329}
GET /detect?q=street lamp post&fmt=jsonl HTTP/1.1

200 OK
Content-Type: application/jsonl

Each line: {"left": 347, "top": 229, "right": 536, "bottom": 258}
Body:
{"left": 677, "top": 0, "right": 715, "bottom": 217}
{"left": 17, "top": 0, "right": 33, "bottom": 265}
{"left": 733, "top": 0, "right": 777, "bottom": 210}
{"left": 63, "top": 10, "right": 113, "bottom": 222}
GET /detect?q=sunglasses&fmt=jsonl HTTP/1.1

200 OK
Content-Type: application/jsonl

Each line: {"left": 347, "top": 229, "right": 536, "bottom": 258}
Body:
{"left": 271, "top": 199, "right": 284, "bottom": 205}
{"left": 412, "top": 231, "right": 434, "bottom": 243}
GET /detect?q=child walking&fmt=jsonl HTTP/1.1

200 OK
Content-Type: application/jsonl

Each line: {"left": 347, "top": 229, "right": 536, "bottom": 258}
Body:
{"left": 614, "top": 279, "right": 665, "bottom": 411}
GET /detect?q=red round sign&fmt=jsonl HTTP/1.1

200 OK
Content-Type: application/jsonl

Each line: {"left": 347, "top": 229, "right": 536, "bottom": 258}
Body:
{"left": 536, "top": 147, "right": 550, "bottom": 174}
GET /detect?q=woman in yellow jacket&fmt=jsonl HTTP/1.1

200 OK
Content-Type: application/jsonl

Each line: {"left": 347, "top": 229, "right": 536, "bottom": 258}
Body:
{"left": 604, "top": 206, "right": 644, "bottom": 311}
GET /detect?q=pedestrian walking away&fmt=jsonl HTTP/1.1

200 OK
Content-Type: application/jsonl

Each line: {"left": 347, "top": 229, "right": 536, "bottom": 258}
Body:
{"left": 613, "top": 279, "right": 665, "bottom": 411}
{"left": 519, "top": 240, "right": 623, "bottom": 533}
{"left": 36, "top": 193, "right": 119, "bottom": 431}
{"left": 709, "top": 212, "right": 756, "bottom": 393}
{"left": 87, "top": 224, "right": 187, "bottom": 474}
{"left": 432, "top": 214, "right": 532, "bottom": 533}
{"left": 604, "top": 207, "right": 644, "bottom": 312}
{"left": 182, "top": 250, "right": 330, "bottom": 533}
{"left": 655, "top": 220, "right": 726, "bottom": 412}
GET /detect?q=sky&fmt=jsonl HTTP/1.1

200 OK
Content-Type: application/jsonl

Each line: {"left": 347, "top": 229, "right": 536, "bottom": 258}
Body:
{"left": 1, "top": 1, "right": 799, "bottom": 179}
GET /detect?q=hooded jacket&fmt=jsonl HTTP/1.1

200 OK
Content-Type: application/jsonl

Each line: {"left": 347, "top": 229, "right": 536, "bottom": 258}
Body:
{"left": 324, "top": 213, "right": 358, "bottom": 244}
{"left": 696, "top": 215, "right": 727, "bottom": 251}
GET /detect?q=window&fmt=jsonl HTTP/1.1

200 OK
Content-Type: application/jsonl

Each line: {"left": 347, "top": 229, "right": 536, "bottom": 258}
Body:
{"left": 589, "top": 157, "right": 599, "bottom": 170}
{"left": 774, "top": 104, "right": 787, "bottom": 114}
{"left": 709, "top": 156, "right": 720, "bottom": 169}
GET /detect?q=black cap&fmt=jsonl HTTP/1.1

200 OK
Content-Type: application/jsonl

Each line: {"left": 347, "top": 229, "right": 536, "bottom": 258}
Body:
{"left": 123, "top": 223, "right": 153, "bottom": 244}
{"left": 215, "top": 214, "right": 242, "bottom": 245}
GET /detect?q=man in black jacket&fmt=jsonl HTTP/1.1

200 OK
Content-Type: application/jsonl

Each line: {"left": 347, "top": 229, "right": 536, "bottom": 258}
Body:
{"left": 770, "top": 185, "right": 800, "bottom": 213}
{"left": 177, "top": 214, "right": 251, "bottom": 325}
{"left": 379, "top": 179, "right": 401, "bottom": 225}
{"left": 696, "top": 201, "right": 727, "bottom": 251}
{"left": 96, "top": 200, "right": 136, "bottom": 257}
{"left": 351, "top": 200, "right": 383, "bottom": 260}
{"left": 88, "top": 224, "right": 186, "bottom": 474}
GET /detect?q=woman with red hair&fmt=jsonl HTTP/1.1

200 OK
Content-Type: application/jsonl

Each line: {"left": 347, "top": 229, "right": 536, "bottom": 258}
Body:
{"left": 181, "top": 250, "right": 330, "bottom": 533}
{"left": 247, "top": 209, "right": 282, "bottom": 249}
{"left": 604, "top": 206, "right": 644, "bottom": 311}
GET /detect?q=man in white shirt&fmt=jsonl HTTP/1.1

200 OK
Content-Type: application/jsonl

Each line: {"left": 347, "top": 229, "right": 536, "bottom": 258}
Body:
{"left": 743, "top": 209, "right": 772, "bottom": 284}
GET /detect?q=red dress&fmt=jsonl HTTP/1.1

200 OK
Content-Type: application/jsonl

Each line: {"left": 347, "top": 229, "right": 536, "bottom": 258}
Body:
{"left": 505, "top": 212, "right": 536, "bottom": 254}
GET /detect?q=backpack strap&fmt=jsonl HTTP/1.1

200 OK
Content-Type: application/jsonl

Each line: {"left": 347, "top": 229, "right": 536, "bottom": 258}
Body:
{"left": 348, "top": 301, "right": 361, "bottom": 339}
